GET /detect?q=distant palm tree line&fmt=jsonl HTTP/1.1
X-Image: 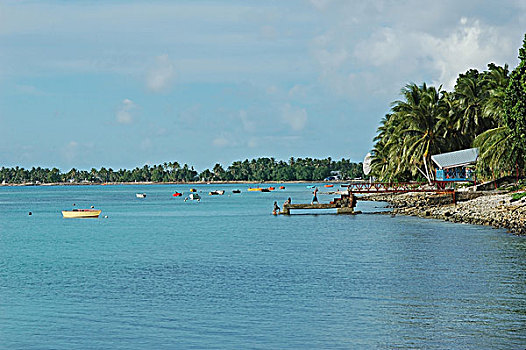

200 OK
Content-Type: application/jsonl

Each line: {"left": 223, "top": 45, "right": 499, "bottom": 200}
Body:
{"left": 370, "top": 34, "right": 526, "bottom": 182}
{"left": 0, "top": 157, "right": 364, "bottom": 184}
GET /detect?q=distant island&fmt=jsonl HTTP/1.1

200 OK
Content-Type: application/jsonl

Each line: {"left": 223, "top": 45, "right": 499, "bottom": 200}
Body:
{"left": 0, "top": 157, "right": 364, "bottom": 185}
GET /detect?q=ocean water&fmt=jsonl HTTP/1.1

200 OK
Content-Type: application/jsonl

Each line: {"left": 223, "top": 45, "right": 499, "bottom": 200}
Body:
{"left": 0, "top": 184, "right": 524, "bottom": 349}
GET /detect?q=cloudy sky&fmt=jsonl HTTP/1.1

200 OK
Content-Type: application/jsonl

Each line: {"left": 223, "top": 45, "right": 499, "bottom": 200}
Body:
{"left": 1, "top": 0, "right": 525, "bottom": 171}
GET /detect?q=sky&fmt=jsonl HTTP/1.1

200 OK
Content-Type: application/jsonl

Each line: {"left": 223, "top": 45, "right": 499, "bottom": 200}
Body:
{"left": 1, "top": 0, "right": 525, "bottom": 171}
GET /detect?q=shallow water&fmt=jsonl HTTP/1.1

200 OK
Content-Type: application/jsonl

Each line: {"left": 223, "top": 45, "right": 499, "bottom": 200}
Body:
{"left": 0, "top": 184, "right": 524, "bottom": 349}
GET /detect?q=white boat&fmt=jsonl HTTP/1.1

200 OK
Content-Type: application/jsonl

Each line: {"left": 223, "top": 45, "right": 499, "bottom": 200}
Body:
{"left": 136, "top": 193, "right": 146, "bottom": 198}
{"left": 208, "top": 190, "right": 225, "bottom": 195}
{"left": 62, "top": 209, "right": 101, "bottom": 218}
{"left": 189, "top": 193, "right": 200, "bottom": 200}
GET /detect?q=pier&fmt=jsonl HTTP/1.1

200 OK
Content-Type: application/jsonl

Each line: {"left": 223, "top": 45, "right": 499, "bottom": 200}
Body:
{"left": 341, "top": 181, "right": 454, "bottom": 193}
{"left": 279, "top": 193, "right": 356, "bottom": 215}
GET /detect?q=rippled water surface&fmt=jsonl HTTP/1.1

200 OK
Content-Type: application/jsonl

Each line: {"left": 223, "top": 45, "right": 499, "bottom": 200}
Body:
{"left": 0, "top": 184, "right": 525, "bottom": 349}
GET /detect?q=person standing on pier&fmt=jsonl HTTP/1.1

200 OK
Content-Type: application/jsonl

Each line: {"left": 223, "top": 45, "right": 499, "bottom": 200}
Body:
{"left": 311, "top": 187, "right": 318, "bottom": 204}
{"left": 273, "top": 201, "right": 280, "bottom": 215}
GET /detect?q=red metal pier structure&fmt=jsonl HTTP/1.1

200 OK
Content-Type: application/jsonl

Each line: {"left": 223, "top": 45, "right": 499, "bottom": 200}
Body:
{"left": 341, "top": 181, "right": 454, "bottom": 194}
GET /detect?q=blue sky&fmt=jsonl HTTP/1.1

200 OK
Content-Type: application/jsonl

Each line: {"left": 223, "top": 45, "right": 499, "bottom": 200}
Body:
{"left": 1, "top": 0, "right": 525, "bottom": 171}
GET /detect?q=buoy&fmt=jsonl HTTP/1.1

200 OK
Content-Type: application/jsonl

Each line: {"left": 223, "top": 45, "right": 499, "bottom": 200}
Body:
{"left": 28, "top": 212, "right": 32, "bottom": 216}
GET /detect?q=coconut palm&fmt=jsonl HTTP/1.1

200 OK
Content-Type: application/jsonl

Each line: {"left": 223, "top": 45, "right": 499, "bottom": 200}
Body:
{"left": 473, "top": 126, "right": 520, "bottom": 175}
{"left": 454, "top": 69, "right": 499, "bottom": 139}
{"left": 481, "top": 63, "right": 509, "bottom": 123}
{"left": 391, "top": 83, "right": 448, "bottom": 179}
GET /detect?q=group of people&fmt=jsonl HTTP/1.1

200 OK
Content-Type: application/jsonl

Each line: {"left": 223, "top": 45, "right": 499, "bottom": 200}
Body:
{"left": 272, "top": 187, "right": 319, "bottom": 215}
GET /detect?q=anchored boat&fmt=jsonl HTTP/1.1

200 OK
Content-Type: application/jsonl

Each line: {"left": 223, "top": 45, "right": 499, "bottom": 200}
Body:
{"left": 189, "top": 193, "right": 201, "bottom": 200}
{"left": 62, "top": 209, "right": 102, "bottom": 218}
{"left": 209, "top": 190, "right": 225, "bottom": 195}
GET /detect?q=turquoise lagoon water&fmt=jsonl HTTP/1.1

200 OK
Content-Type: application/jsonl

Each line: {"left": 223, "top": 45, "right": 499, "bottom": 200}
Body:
{"left": 0, "top": 184, "right": 524, "bottom": 349}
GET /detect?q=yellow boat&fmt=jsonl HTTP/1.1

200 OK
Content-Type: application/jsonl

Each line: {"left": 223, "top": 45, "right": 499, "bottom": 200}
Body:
{"left": 62, "top": 209, "right": 102, "bottom": 218}
{"left": 248, "top": 188, "right": 262, "bottom": 192}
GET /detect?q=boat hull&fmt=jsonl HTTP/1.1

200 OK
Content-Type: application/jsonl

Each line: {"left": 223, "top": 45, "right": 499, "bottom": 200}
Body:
{"left": 62, "top": 209, "right": 101, "bottom": 218}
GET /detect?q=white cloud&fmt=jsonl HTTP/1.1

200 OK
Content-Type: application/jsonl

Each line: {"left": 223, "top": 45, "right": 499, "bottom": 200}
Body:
{"left": 259, "top": 25, "right": 278, "bottom": 40}
{"left": 178, "top": 105, "right": 201, "bottom": 126}
{"left": 310, "top": 0, "right": 332, "bottom": 10}
{"left": 140, "top": 138, "right": 152, "bottom": 151}
{"left": 15, "top": 84, "right": 46, "bottom": 96}
{"left": 146, "top": 54, "right": 175, "bottom": 92}
{"left": 248, "top": 138, "right": 258, "bottom": 148}
{"left": 213, "top": 137, "right": 229, "bottom": 147}
{"left": 62, "top": 141, "right": 79, "bottom": 162}
{"left": 354, "top": 27, "right": 401, "bottom": 67}
{"left": 422, "top": 18, "right": 513, "bottom": 89}
{"left": 266, "top": 85, "right": 278, "bottom": 95}
{"left": 239, "top": 110, "right": 256, "bottom": 132}
{"left": 116, "top": 98, "right": 136, "bottom": 124}
{"left": 311, "top": 5, "right": 520, "bottom": 99}
{"left": 212, "top": 132, "right": 239, "bottom": 148}
{"left": 281, "top": 104, "right": 307, "bottom": 131}
{"left": 288, "top": 84, "right": 308, "bottom": 99}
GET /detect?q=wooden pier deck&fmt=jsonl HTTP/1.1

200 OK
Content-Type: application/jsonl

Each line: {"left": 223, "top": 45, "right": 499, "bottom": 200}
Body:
{"left": 280, "top": 203, "right": 355, "bottom": 215}
{"left": 279, "top": 193, "right": 356, "bottom": 215}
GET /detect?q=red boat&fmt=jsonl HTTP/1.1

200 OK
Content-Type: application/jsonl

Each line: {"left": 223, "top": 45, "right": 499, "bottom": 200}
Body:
{"left": 173, "top": 192, "right": 182, "bottom": 197}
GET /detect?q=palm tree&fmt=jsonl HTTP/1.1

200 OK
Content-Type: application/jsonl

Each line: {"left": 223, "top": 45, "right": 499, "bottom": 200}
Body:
{"left": 474, "top": 126, "right": 516, "bottom": 175}
{"left": 454, "top": 69, "right": 496, "bottom": 137}
{"left": 391, "top": 83, "right": 447, "bottom": 179}
{"left": 473, "top": 64, "right": 512, "bottom": 177}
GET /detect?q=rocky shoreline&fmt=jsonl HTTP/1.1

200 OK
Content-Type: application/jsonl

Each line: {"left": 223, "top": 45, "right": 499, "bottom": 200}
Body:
{"left": 360, "top": 191, "right": 526, "bottom": 235}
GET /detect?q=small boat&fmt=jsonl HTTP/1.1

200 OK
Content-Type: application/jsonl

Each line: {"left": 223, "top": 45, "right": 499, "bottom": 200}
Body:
{"left": 260, "top": 188, "right": 271, "bottom": 192}
{"left": 209, "top": 190, "right": 225, "bottom": 195}
{"left": 232, "top": 189, "right": 241, "bottom": 194}
{"left": 324, "top": 184, "right": 334, "bottom": 188}
{"left": 136, "top": 193, "right": 146, "bottom": 198}
{"left": 190, "top": 188, "right": 197, "bottom": 192}
{"left": 306, "top": 185, "right": 316, "bottom": 189}
{"left": 62, "top": 209, "right": 102, "bottom": 218}
{"left": 189, "top": 193, "right": 200, "bottom": 200}
{"left": 173, "top": 192, "right": 183, "bottom": 197}
{"left": 279, "top": 186, "right": 285, "bottom": 190}
{"left": 248, "top": 188, "right": 262, "bottom": 192}
{"left": 268, "top": 187, "right": 275, "bottom": 191}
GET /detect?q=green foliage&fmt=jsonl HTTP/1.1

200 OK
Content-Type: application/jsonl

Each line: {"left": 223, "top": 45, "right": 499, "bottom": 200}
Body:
{"left": 371, "top": 37, "right": 521, "bottom": 181}
{"left": 503, "top": 34, "right": 526, "bottom": 170}
{"left": 0, "top": 157, "right": 363, "bottom": 184}
{"left": 511, "top": 191, "right": 526, "bottom": 201}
